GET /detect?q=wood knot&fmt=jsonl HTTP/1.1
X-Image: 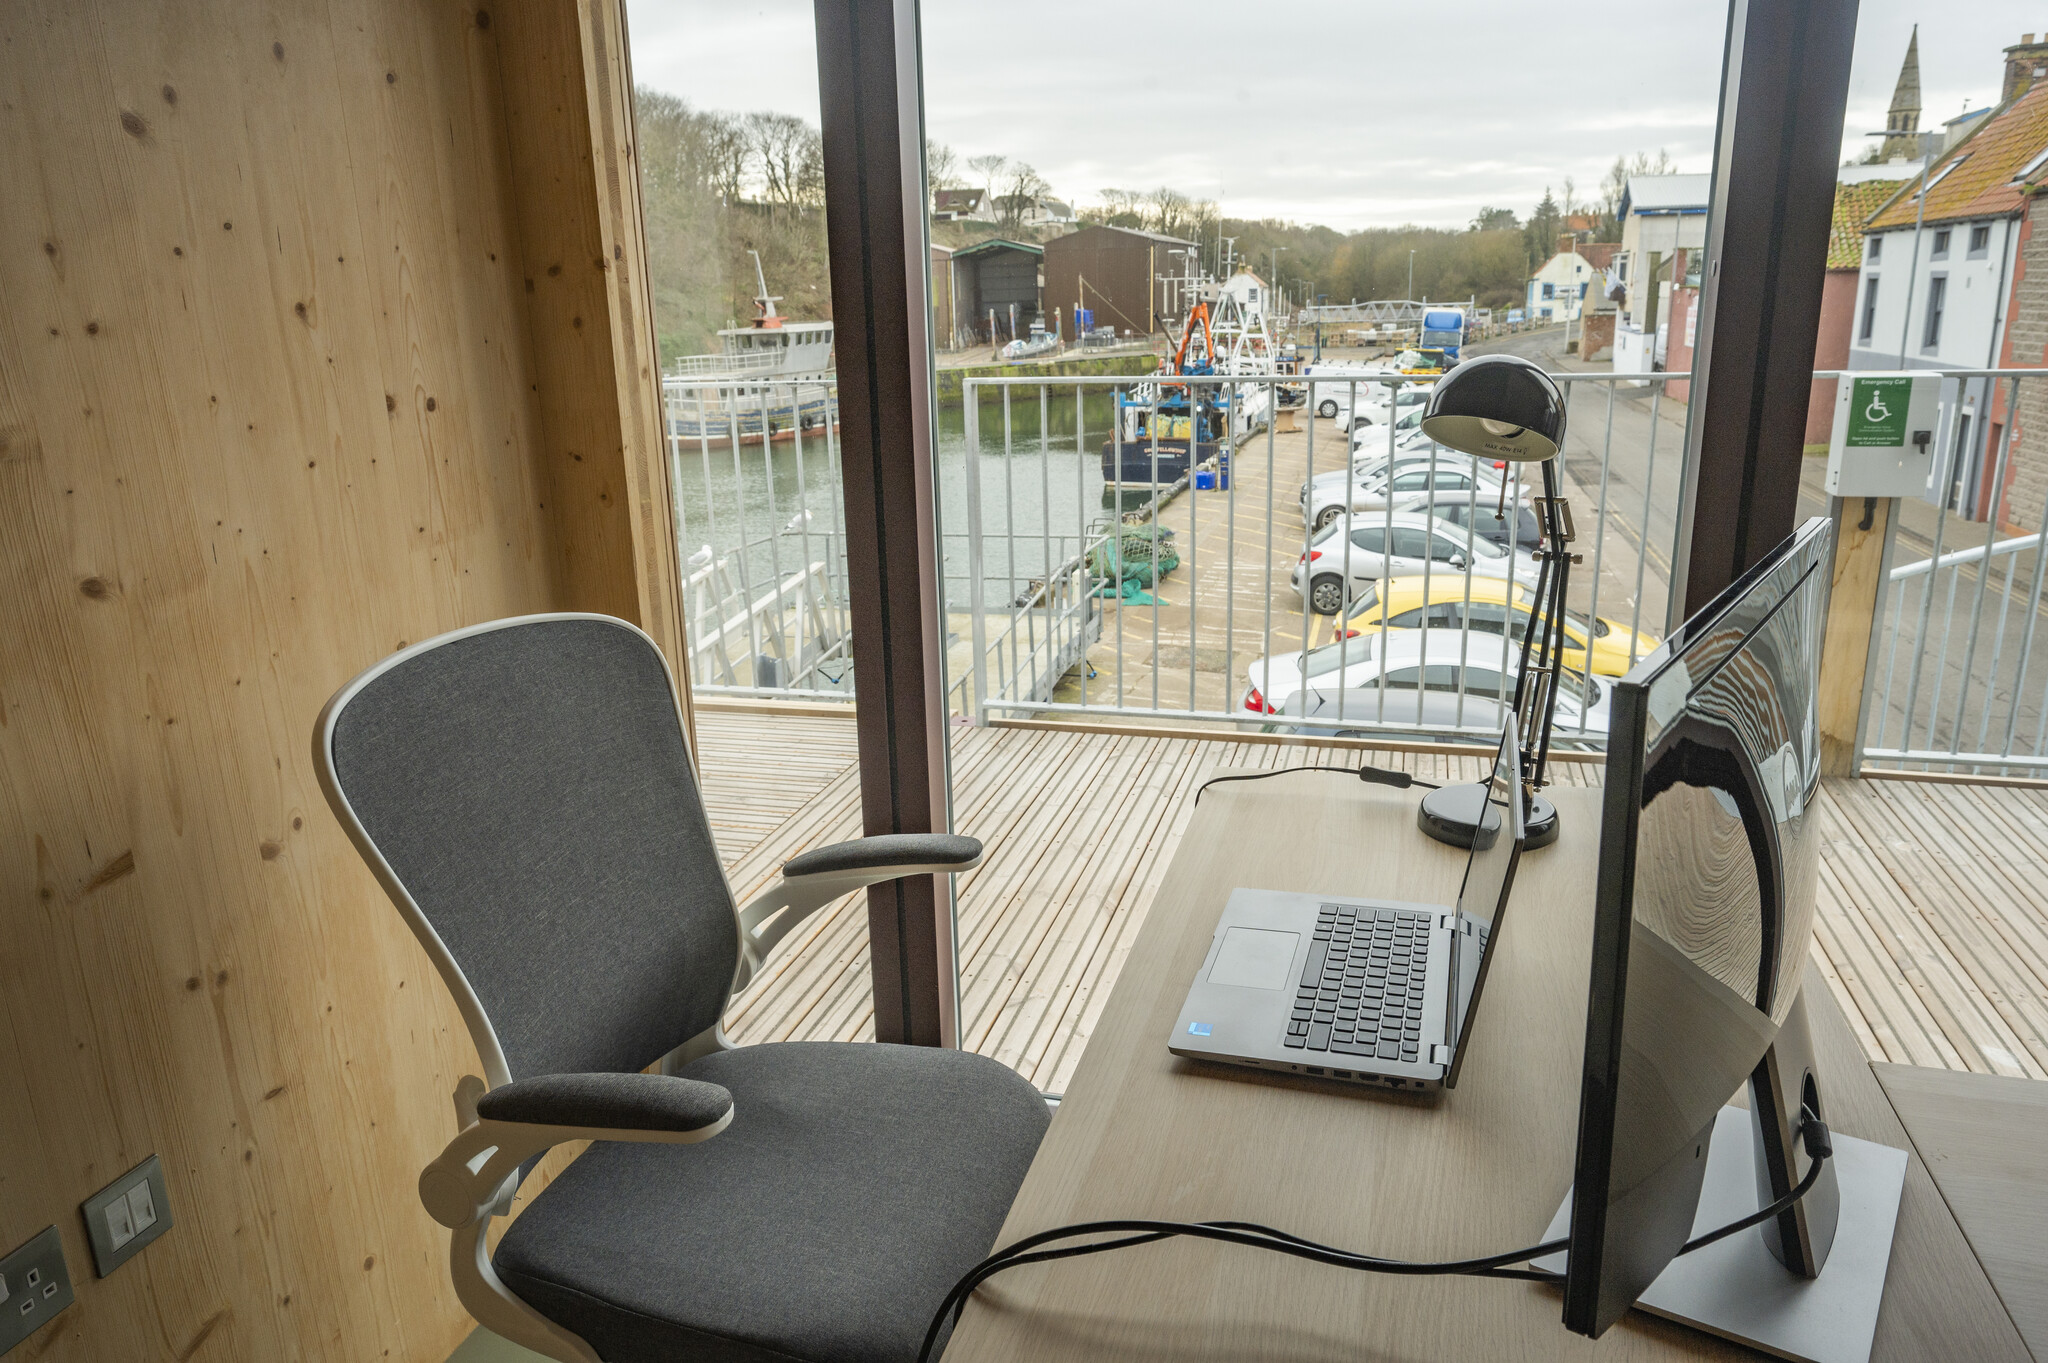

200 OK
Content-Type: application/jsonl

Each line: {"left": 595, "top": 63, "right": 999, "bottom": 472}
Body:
{"left": 79, "top": 576, "right": 109, "bottom": 598}
{"left": 119, "top": 109, "right": 148, "bottom": 138}
{"left": 85, "top": 321, "right": 99, "bottom": 335}
{"left": 162, "top": 84, "right": 177, "bottom": 104}
{"left": 384, "top": 394, "right": 395, "bottom": 413}
{"left": 273, "top": 41, "right": 285, "bottom": 61}
{"left": 259, "top": 841, "right": 281, "bottom": 860}
{"left": 475, "top": 8, "right": 490, "bottom": 27}
{"left": 425, "top": 397, "right": 436, "bottom": 412}
{"left": 385, "top": 71, "right": 396, "bottom": 84}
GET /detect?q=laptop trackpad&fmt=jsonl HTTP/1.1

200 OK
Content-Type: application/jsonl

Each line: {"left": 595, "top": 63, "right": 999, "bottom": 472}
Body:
{"left": 1208, "top": 927, "right": 1300, "bottom": 990}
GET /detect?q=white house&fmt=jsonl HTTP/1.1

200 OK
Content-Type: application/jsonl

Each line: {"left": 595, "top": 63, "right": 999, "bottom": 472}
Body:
{"left": 1611, "top": 174, "right": 1711, "bottom": 378}
{"left": 1848, "top": 86, "right": 2040, "bottom": 516}
{"left": 1527, "top": 241, "right": 1618, "bottom": 322}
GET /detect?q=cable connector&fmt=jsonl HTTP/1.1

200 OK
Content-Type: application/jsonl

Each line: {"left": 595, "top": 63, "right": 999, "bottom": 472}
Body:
{"left": 1799, "top": 1110, "right": 1832, "bottom": 1162}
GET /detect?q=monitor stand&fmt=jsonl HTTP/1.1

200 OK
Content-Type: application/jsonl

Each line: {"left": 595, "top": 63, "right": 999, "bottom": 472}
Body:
{"left": 1533, "top": 1109, "right": 1905, "bottom": 1363}
{"left": 1531, "top": 997, "right": 1908, "bottom": 1363}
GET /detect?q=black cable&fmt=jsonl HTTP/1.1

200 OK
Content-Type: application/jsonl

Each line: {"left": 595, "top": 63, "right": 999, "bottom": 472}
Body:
{"left": 917, "top": 1219, "right": 1568, "bottom": 1362}
{"left": 1193, "top": 763, "right": 1439, "bottom": 807}
{"left": 919, "top": 1114, "right": 1836, "bottom": 1362}
{"left": 1679, "top": 1110, "right": 1833, "bottom": 1256}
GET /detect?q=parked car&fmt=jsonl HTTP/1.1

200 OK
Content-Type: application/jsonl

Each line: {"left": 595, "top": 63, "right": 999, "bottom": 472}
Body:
{"left": 1340, "top": 575, "right": 1662, "bottom": 677}
{"left": 1240, "top": 630, "right": 1612, "bottom": 739}
{"left": 1290, "top": 512, "right": 1539, "bottom": 614}
{"left": 1304, "top": 459, "right": 1515, "bottom": 531}
{"left": 1348, "top": 384, "right": 1432, "bottom": 427}
{"left": 1429, "top": 499, "right": 1542, "bottom": 552}
{"left": 1302, "top": 364, "right": 1383, "bottom": 421}
{"left": 1310, "top": 456, "right": 1523, "bottom": 532}
{"left": 1302, "top": 451, "right": 1513, "bottom": 524}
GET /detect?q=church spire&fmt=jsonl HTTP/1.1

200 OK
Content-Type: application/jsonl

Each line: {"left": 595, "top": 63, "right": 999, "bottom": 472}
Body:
{"left": 1884, "top": 26, "right": 1923, "bottom": 160}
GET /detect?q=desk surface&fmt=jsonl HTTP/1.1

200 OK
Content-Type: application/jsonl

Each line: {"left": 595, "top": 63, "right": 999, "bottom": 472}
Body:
{"left": 1874, "top": 1063, "right": 2048, "bottom": 1358}
{"left": 947, "top": 776, "right": 2031, "bottom": 1362}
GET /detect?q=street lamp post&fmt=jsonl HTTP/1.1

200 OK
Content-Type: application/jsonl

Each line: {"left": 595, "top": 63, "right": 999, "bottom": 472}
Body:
{"left": 1407, "top": 249, "right": 1416, "bottom": 302}
{"left": 1270, "top": 245, "right": 1288, "bottom": 340}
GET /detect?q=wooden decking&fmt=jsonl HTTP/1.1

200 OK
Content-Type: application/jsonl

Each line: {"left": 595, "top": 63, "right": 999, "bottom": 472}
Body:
{"left": 694, "top": 707, "right": 2048, "bottom": 1088}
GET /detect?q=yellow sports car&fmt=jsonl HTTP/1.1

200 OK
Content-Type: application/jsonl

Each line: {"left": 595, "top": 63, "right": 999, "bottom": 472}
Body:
{"left": 1339, "top": 575, "right": 1658, "bottom": 677}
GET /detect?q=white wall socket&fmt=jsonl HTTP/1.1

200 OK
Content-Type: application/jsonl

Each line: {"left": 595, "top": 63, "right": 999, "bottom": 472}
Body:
{"left": 82, "top": 1155, "right": 173, "bottom": 1277}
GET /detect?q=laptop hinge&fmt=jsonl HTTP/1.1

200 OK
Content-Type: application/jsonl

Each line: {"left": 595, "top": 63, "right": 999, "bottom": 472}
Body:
{"left": 1430, "top": 1044, "right": 1453, "bottom": 1066}
{"left": 1438, "top": 913, "right": 1457, "bottom": 931}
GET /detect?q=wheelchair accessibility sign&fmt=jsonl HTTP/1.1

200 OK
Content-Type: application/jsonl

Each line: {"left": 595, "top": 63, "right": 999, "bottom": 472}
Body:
{"left": 1846, "top": 376, "right": 1912, "bottom": 448}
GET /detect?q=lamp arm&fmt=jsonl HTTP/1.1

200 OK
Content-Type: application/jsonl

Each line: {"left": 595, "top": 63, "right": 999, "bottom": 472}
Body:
{"left": 1521, "top": 457, "right": 1574, "bottom": 793}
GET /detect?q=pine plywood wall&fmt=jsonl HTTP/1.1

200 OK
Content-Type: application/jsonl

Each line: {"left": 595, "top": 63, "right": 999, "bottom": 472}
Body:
{"left": 0, "top": 0, "right": 678, "bottom": 1357}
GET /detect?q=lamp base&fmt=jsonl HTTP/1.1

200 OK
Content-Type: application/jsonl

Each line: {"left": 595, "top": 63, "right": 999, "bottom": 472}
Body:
{"left": 1417, "top": 781, "right": 1558, "bottom": 850}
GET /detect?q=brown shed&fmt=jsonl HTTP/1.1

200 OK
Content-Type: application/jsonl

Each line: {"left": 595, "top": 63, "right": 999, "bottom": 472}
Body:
{"left": 1043, "top": 224, "right": 1197, "bottom": 342}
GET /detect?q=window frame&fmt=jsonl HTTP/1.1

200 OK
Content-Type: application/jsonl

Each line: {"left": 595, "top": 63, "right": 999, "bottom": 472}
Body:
{"left": 1922, "top": 274, "right": 1947, "bottom": 352}
{"left": 1859, "top": 275, "right": 1879, "bottom": 342}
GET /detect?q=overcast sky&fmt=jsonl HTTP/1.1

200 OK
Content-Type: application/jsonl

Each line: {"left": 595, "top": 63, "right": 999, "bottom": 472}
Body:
{"left": 625, "top": 2, "right": 2028, "bottom": 231}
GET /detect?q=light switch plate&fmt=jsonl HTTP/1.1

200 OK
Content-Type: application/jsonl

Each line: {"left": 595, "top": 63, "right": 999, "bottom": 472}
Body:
{"left": 82, "top": 1155, "right": 173, "bottom": 1277}
{"left": 0, "top": 1227, "right": 75, "bottom": 1355}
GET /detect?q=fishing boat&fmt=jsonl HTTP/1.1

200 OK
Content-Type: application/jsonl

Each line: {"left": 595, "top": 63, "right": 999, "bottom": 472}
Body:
{"left": 1100, "top": 257, "right": 1278, "bottom": 483}
{"left": 662, "top": 252, "right": 837, "bottom": 445}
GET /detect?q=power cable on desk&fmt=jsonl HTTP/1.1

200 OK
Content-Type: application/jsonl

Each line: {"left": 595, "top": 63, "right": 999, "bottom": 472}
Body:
{"left": 1193, "top": 763, "right": 1440, "bottom": 807}
{"left": 918, "top": 1114, "right": 1833, "bottom": 1361}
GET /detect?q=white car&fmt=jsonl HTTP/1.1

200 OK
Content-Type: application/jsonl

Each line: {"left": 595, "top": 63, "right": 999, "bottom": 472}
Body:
{"left": 1350, "top": 384, "right": 1432, "bottom": 428}
{"left": 1290, "top": 512, "right": 1540, "bottom": 614}
{"left": 1240, "top": 630, "right": 1613, "bottom": 739}
{"left": 1305, "top": 461, "right": 1515, "bottom": 531}
{"left": 1302, "top": 364, "right": 1384, "bottom": 421}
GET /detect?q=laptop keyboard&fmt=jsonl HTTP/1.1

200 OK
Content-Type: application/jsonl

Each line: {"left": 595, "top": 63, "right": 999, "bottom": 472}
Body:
{"left": 1284, "top": 904, "right": 1430, "bottom": 1062}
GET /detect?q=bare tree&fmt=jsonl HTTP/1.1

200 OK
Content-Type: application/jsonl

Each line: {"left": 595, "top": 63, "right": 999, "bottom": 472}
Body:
{"left": 702, "top": 112, "right": 750, "bottom": 204}
{"left": 746, "top": 111, "right": 820, "bottom": 209}
{"left": 926, "top": 138, "right": 959, "bottom": 191}
{"left": 1087, "top": 188, "right": 1145, "bottom": 227}
{"left": 966, "top": 153, "right": 1009, "bottom": 211}
{"left": 996, "top": 162, "right": 1050, "bottom": 229}
{"left": 1147, "top": 186, "right": 1192, "bottom": 238}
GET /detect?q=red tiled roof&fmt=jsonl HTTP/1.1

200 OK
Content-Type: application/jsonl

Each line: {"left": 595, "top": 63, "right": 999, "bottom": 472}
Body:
{"left": 1577, "top": 242, "right": 1619, "bottom": 270}
{"left": 1828, "top": 178, "right": 1909, "bottom": 268}
{"left": 1867, "top": 82, "right": 2048, "bottom": 231}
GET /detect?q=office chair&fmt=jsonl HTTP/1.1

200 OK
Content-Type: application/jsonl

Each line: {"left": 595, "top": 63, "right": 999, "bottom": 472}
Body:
{"left": 313, "top": 614, "right": 1048, "bottom": 1363}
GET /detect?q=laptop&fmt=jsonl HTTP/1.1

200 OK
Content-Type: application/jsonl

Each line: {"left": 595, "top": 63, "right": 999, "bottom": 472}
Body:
{"left": 1169, "top": 719, "right": 1527, "bottom": 1094}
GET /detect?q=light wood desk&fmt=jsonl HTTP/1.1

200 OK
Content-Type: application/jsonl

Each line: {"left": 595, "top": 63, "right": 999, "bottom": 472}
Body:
{"left": 947, "top": 777, "right": 2031, "bottom": 1361}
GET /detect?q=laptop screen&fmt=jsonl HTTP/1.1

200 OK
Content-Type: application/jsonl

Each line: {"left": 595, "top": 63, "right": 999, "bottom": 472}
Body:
{"left": 1444, "top": 719, "right": 1527, "bottom": 1087}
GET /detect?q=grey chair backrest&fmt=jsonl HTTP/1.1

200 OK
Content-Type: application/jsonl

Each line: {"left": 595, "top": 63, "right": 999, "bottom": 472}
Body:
{"left": 315, "top": 615, "right": 740, "bottom": 1086}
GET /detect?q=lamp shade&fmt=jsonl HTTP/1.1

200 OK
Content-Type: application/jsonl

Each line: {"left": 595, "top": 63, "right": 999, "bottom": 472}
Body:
{"left": 1419, "top": 354, "right": 1566, "bottom": 462}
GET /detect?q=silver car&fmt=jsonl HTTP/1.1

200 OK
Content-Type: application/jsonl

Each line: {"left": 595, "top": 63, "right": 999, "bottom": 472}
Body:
{"left": 1289, "top": 512, "right": 1540, "bottom": 614}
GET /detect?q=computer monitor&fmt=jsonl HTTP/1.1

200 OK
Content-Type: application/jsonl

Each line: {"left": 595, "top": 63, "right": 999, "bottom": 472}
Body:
{"left": 1444, "top": 719, "right": 1524, "bottom": 1088}
{"left": 1562, "top": 516, "right": 1834, "bottom": 1337}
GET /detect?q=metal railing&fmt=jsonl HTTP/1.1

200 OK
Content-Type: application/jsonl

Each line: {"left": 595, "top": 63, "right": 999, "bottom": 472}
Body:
{"left": 952, "top": 369, "right": 1689, "bottom": 749}
{"left": 663, "top": 378, "right": 854, "bottom": 700}
{"left": 1857, "top": 371, "right": 2048, "bottom": 776}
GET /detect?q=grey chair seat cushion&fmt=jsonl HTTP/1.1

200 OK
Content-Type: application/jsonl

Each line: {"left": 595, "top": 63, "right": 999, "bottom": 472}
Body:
{"left": 493, "top": 1042, "right": 1050, "bottom": 1363}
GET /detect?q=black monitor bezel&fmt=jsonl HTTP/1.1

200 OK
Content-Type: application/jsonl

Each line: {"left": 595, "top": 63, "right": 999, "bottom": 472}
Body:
{"left": 1561, "top": 516, "right": 1833, "bottom": 1337}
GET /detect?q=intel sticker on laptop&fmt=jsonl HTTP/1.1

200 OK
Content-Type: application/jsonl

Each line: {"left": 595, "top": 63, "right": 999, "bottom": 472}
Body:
{"left": 1187, "top": 1022, "right": 1213, "bottom": 1036}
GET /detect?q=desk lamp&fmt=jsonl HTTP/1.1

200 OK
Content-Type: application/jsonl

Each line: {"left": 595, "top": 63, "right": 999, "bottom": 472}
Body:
{"left": 1415, "top": 354, "right": 1574, "bottom": 850}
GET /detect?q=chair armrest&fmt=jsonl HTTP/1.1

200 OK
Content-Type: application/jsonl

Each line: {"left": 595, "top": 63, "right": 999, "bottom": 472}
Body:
{"left": 475, "top": 1072, "right": 732, "bottom": 1132}
{"left": 781, "top": 832, "right": 982, "bottom": 878}
{"left": 733, "top": 834, "right": 985, "bottom": 990}
{"left": 419, "top": 1073, "right": 733, "bottom": 1230}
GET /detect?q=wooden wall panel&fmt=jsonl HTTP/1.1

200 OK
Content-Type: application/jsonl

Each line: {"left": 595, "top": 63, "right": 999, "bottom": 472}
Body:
{"left": 0, "top": 0, "right": 683, "bottom": 1357}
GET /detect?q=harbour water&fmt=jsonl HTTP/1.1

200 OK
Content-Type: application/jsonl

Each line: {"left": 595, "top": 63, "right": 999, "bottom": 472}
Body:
{"left": 669, "top": 386, "right": 1138, "bottom": 609}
